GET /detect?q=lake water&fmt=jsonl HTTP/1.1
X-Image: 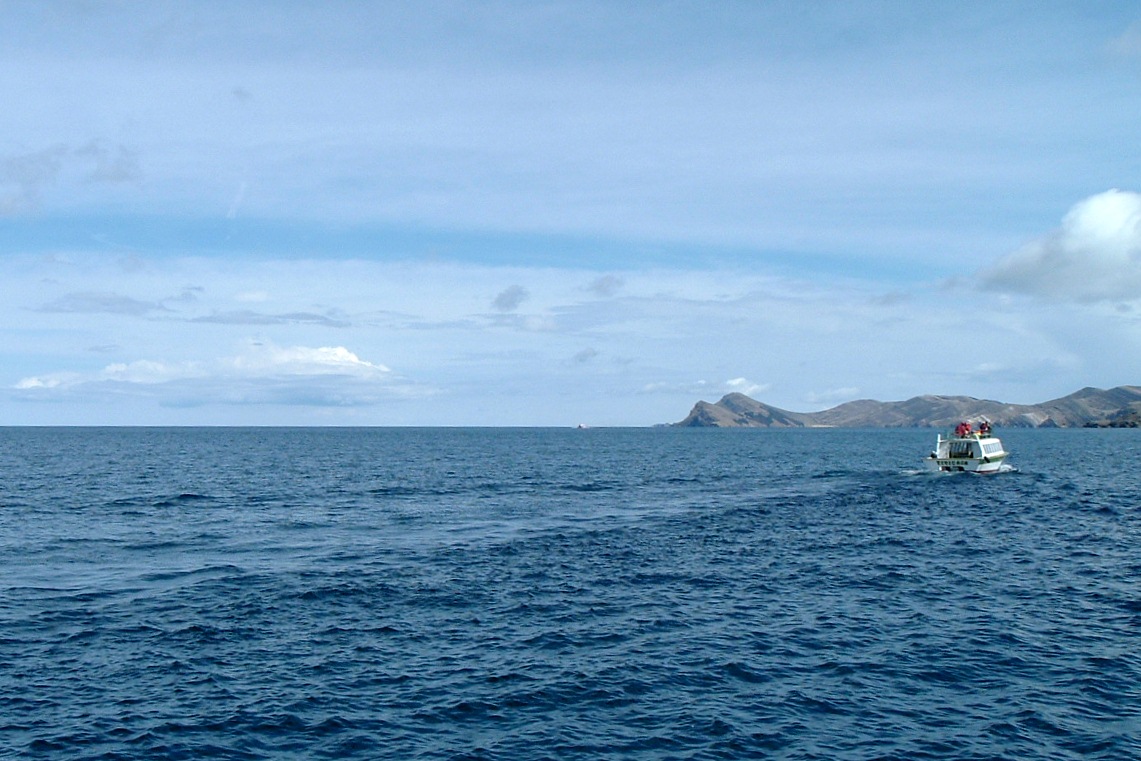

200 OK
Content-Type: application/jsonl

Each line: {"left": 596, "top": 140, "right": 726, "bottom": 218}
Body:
{"left": 1, "top": 427, "right": 1138, "bottom": 760}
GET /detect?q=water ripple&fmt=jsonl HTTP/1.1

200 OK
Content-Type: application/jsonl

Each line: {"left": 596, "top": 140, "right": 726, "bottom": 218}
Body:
{"left": 1, "top": 427, "right": 1139, "bottom": 759}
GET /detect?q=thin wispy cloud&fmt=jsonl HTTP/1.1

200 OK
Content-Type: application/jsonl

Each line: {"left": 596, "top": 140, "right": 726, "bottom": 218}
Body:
{"left": 1, "top": 142, "right": 141, "bottom": 213}
{"left": 75, "top": 141, "right": 142, "bottom": 184}
{"left": 1108, "top": 21, "right": 1141, "bottom": 56}
{"left": 191, "top": 310, "right": 350, "bottom": 328}
{"left": 1, "top": 145, "right": 67, "bottom": 213}
{"left": 37, "top": 292, "right": 170, "bottom": 316}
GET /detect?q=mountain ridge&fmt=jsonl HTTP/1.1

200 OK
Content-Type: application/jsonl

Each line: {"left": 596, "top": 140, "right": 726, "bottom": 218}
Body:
{"left": 674, "top": 386, "right": 1141, "bottom": 428}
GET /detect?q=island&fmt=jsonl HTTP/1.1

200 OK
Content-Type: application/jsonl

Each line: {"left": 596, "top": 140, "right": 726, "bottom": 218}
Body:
{"left": 674, "top": 386, "right": 1141, "bottom": 428}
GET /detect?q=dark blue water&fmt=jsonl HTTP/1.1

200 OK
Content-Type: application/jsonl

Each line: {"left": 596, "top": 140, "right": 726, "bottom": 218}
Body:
{"left": 1, "top": 427, "right": 1139, "bottom": 760}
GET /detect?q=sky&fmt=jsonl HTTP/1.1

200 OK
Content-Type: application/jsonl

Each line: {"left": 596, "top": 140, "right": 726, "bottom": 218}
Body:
{"left": 3, "top": 1, "right": 1141, "bottom": 426}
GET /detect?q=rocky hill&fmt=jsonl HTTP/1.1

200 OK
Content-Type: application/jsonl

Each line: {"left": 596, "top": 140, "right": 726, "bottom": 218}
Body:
{"left": 674, "top": 386, "right": 1141, "bottom": 428}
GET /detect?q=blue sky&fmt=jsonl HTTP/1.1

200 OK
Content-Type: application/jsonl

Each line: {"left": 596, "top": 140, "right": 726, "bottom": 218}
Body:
{"left": 3, "top": 1, "right": 1141, "bottom": 425}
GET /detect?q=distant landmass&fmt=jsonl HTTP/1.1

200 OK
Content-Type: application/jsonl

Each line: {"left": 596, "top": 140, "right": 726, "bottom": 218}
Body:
{"left": 674, "top": 386, "right": 1141, "bottom": 428}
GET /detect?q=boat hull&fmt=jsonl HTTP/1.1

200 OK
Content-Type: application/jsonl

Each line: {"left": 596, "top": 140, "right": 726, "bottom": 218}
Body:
{"left": 926, "top": 455, "right": 1007, "bottom": 474}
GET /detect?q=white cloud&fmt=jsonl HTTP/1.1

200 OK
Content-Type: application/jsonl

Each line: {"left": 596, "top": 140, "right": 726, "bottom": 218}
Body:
{"left": 16, "top": 362, "right": 186, "bottom": 391}
{"left": 725, "top": 377, "right": 770, "bottom": 397}
{"left": 102, "top": 359, "right": 195, "bottom": 384}
{"left": 232, "top": 343, "right": 390, "bottom": 376}
{"left": 980, "top": 189, "right": 1141, "bottom": 302}
{"left": 15, "top": 376, "right": 66, "bottom": 390}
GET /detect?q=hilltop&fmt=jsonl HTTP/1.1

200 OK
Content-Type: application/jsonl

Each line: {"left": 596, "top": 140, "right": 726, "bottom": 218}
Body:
{"left": 674, "top": 386, "right": 1141, "bottom": 428}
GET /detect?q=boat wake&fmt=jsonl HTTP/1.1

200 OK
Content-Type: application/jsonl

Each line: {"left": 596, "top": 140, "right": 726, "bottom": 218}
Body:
{"left": 904, "top": 462, "right": 1018, "bottom": 477}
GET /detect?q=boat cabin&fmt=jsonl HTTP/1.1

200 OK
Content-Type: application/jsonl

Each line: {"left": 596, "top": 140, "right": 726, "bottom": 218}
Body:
{"left": 927, "top": 420, "right": 1008, "bottom": 473}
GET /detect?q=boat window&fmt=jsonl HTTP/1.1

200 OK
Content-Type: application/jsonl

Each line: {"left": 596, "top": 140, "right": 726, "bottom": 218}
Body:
{"left": 948, "top": 441, "right": 977, "bottom": 458}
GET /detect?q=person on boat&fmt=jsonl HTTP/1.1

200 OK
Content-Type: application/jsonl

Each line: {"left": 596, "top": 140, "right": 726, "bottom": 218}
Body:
{"left": 978, "top": 420, "right": 991, "bottom": 436}
{"left": 955, "top": 421, "right": 970, "bottom": 437}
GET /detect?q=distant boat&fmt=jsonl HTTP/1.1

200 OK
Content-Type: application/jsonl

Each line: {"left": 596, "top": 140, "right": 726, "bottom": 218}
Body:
{"left": 926, "top": 420, "right": 1008, "bottom": 473}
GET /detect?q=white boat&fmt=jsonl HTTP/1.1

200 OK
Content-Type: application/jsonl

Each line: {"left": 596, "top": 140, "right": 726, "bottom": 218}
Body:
{"left": 926, "top": 421, "right": 1008, "bottom": 473}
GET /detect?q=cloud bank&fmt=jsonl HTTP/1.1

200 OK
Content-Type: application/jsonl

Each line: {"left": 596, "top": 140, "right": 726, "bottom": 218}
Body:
{"left": 14, "top": 342, "right": 417, "bottom": 408}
